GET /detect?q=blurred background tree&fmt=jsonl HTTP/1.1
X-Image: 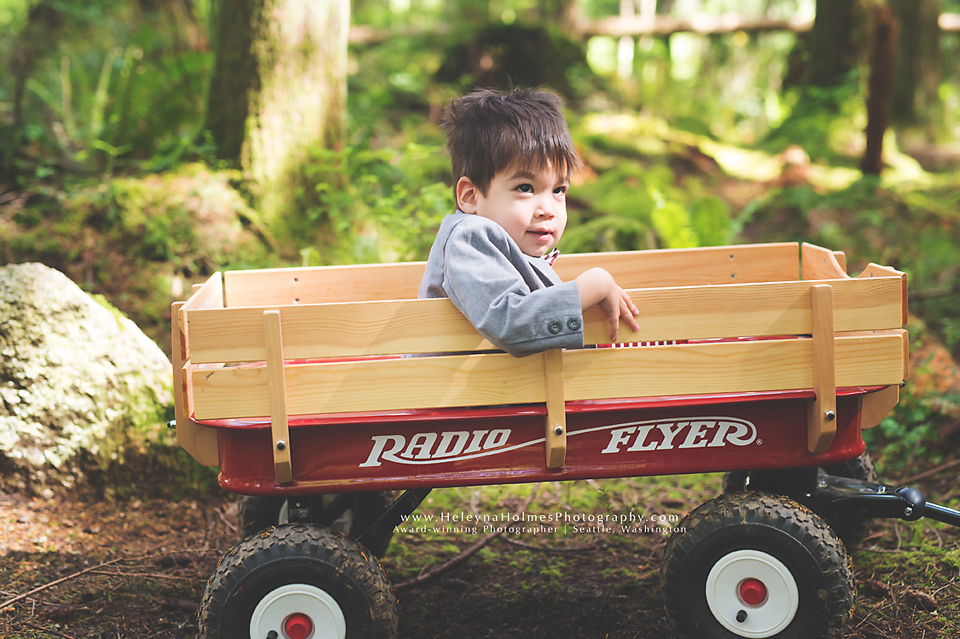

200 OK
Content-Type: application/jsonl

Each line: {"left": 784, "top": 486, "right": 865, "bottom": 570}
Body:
{"left": 205, "top": 0, "right": 350, "bottom": 249}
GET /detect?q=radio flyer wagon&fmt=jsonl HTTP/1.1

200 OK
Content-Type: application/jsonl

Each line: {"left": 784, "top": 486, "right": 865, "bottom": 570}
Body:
{"left": 171, "top": 242, "right": 960, "bottom": 639}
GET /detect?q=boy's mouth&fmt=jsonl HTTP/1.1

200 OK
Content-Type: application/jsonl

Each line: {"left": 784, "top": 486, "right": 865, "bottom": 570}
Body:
{"left": 528, "top": 229, "right": 552, "bottom": 240}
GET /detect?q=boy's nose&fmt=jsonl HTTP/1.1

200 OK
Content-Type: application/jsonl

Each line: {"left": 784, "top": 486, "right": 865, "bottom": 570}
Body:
{"left": 535, "top": 200, "right": 556, "bottom": 218}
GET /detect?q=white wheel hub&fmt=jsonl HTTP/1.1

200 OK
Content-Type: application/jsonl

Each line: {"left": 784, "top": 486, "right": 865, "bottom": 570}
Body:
{"left": 705, "top": 549, "right": 799, "bottom": 638}
{"left": 250, "top": 583, "right": 346, "bottom": 639}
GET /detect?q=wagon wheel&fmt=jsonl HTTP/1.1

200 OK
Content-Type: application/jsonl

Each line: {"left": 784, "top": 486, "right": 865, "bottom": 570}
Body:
{"left": 199, "top": 524, "right": 398, "bottom": 639}
{"left": 238, "top": 492, "right": 396, "bottom": 557}
{"left": 661, "top": 492, "right": 854, "bottom": 639}
{"left": 721, "top": 453, "right": 879, "bottom": 548}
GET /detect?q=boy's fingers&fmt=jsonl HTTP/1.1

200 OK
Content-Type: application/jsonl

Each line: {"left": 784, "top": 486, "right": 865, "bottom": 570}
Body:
{"left": 622, "top": 289, "right": 639, "bottom": 315}
{"left": 608, "top": 312, "right": 619, "bottom": 342}
{"left": 620, "top": 296, "right": 640, "bottom": 332}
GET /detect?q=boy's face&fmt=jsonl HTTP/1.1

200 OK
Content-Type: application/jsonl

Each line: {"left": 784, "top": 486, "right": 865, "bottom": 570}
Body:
{"left": 457, "top": 161, "right": 569, "bottom": 258}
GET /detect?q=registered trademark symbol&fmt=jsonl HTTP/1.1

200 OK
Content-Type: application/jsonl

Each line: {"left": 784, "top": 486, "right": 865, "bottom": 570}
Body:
{"left": 756, "top": 439, "right": 762, "bottom": 445}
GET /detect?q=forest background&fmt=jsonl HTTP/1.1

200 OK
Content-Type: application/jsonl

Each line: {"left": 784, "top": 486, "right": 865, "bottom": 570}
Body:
{"left": 1, "top": 0, "right": 960, "bottom": 636}
{"left": 3, "top": 0, "right": 959, "bottom": 478}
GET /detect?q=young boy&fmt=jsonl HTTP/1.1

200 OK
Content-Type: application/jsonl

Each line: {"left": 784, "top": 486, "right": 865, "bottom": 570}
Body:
{"left": 418, "top": 88, "right": 639, "bottom": 357}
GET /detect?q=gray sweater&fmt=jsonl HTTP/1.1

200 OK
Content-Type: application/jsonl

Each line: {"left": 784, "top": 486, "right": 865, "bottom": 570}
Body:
{"left": 418, "top": 212, "right": 584, "bottom": 357}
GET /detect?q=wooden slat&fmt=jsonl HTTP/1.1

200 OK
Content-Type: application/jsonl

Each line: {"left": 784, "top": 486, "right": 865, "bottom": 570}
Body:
{"left": 561, "top": 332, "right": 904, "bottom": 404}
{"left": 171, "top": 302, "right": 219, "bottom": 466}
{"left": 802, "top": 243, "right": 850, "bottom": 280}
{"left": 224, "top": 262, "right": 427, "bottom": 306}
{"left": 583, "top": 276, "right": 902, "bottom": 346}
{"left": 187, "top": 298, "right": 487, "bottom": 363}
{"left": 807, "top": 285, "right": 837, "bottom": 454}
{"left": 219, "top": 243, "right": 799, "bottom": 308}
{"left": 264, "top": 311, "right": 293, "bottom": 483}
{"left": 554, "top": 242, "right": 799, "bottom": 287}
{"left": 185, "top": 277, "right": 903, "bottom": 364}
{"left": 190, "top": 332, "right": 906, "bottom": 420}
{"left": 543, "top": 349, "right": 566, "bottom": 469}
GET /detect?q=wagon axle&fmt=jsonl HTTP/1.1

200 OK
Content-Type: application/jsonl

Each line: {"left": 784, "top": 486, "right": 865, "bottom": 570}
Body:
{"left": 786, "top": 473, "right": 960, "bottom": 528}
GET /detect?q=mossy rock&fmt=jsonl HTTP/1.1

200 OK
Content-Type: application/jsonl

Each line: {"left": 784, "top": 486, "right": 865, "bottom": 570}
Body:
{"left": 0, "top": 263, "right": 188, "bottom": 498}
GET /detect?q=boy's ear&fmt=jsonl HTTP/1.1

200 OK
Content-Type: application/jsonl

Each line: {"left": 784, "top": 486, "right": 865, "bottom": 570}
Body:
{"left": 456, "top": 177, "right": 479, "bottom": 213}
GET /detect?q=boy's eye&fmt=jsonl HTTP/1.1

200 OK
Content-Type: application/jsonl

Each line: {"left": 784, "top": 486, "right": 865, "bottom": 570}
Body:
{"left": 554, "top": 185, "right": 568, "bottom": 195}
{"left": 516, "top": 184, "right": 534, "bottom": 193}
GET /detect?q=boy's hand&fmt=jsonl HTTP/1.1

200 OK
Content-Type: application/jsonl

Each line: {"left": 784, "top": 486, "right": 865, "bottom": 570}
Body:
{"left": 575, "top": 268, "right": 640, "bottom": 342}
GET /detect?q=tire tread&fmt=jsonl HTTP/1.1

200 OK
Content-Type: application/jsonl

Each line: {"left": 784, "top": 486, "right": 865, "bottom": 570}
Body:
{"left": 661, "top": 492, "right": 854, "bottom": 639}
{"left": 199, "top": 524, "right": 398, "bottom": 639}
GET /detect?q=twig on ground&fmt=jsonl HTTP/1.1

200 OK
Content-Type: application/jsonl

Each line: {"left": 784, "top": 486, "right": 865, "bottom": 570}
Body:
{"left": 394, "top": 485, "right": 541, "bottom": 591}
{"left": 853, "top": 601, "right": 896, "bottom": 630}
{"left": 88, "top": 570, "right": 203, "bottom": 582}
{"left": 393, "top": 529, "right": 501, "bottom": 591}
{"left": 18, "top": 621, "right": 78, "bottom": 639}
{"left": 215, "top": 505, "right": 239, "bottom": 534}
{"left": 0, "top": 558, "right": 124, "bottom": 610}
{"left": 900, "top": 458, "right": 960, "bottom": 485}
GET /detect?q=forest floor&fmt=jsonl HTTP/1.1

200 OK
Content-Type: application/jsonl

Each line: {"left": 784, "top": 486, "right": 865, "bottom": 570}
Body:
{"left": 0, "top": 464, "right": 958, "bottom": 639}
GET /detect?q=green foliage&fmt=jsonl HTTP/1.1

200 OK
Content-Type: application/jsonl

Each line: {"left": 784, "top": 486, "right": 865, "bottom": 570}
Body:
{"left": 2, "top": 0, "right": 211, "bottom": 181}
{"left": 0, "top": 0, "right": 30, "bottom": 31}
{"left": 762, "top": 78, "right": 866, "bottom": 165}
{"left": 1, "top": 163, "right": 271, "bottom": 348}
{"left": 290, "top": 142, "right": 454, "bottom": 264}
{"left": 562, "top": 127, "right": 733, "bottom": 253}
{"left": 347, "top": 33, "right": 452, "bottom": 149}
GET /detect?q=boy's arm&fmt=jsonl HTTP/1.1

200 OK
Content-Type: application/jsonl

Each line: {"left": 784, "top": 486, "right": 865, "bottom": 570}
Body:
{"left": 575, "top": 268, "right": 640, "bottom": 342}
{"left": 443, "top": 223, "right": 584, "bottom": 357}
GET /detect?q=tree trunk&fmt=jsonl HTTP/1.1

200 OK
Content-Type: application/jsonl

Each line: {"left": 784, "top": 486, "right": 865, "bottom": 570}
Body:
{"left": 862, "top": 5, "right": 900, "bottom": 176}
{"left": 204, "top": 0, "right": 349, "bottom": 229}
{"left": 890, "top": 0, "right": 942, "bottom": 128}
{"left": 805, "top": 0, "right": 863, "bottom": 89}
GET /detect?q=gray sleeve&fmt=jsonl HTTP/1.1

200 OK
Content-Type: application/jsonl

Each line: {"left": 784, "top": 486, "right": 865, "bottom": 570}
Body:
{"left": 442, "top": 223, "right": 584, "bottom": 357}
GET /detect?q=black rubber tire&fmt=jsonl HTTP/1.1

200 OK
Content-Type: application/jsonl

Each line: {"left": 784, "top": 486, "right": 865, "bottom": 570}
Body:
{"left": 721, "top": 453, "right": 879, "bottom": 549}
{"left": 237, "top": 492, "right": 396, "bottom": 557}
{"left": 661, "top": 492, "right": 854, "bottom": 639}
{"left": 198, "top": 524, "right": 398, "bottom": 639}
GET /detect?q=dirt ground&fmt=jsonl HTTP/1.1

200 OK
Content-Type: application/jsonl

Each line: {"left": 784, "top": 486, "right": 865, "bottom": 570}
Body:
{"left": 0, "top": 468, "right": 958, "bottom": 639}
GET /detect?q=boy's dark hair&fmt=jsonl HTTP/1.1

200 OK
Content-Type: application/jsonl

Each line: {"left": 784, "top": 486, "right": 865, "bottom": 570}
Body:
{"left": 440, "top": 88, "right": 581, "bottom": 199}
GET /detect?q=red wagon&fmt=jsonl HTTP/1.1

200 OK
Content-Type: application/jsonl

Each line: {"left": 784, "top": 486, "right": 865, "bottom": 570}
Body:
{"left": 171, "top": 242, "right": 958, "bottom": 639}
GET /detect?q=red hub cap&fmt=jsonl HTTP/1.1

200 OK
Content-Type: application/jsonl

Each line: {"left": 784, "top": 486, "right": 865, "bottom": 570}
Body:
{"left": 739, "top": 578, "right": 768, "bottom": 606}
{"left": 283, "top": 613, "right": 313, "bottom": 639}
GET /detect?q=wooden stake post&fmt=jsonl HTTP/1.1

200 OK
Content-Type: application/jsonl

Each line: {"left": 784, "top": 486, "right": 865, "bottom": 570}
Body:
{"left": 808, "top": 285, "right": 838, "bottom": 454}
{"left": 543, "top": 349, "right": 566, "bottom": 469}
{"left": 263, "top": 310, "right": 294, "bottom": 483}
